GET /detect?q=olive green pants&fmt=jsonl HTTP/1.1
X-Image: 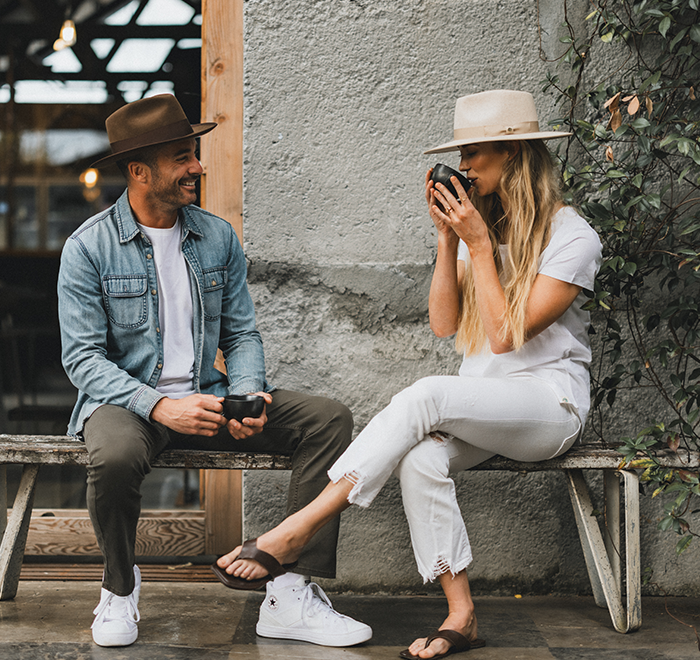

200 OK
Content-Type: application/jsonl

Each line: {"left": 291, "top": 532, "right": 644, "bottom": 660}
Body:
{"left": 82, "top": 390, "right": 353, "bottom": 596}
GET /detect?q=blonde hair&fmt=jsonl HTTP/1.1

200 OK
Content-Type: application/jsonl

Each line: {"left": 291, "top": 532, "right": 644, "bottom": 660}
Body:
{"left": 455, "top": 139, "right": 562, "bottom": 354}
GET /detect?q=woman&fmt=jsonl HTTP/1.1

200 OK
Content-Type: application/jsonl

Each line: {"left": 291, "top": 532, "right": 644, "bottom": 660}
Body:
{"left": 214, "top": 90, "right": 602, "bottom": 659}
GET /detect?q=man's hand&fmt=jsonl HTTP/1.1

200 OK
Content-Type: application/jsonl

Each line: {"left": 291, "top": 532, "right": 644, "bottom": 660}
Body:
{"left": 151, "top": 393, "right": 227, "bottom": 436}
{"left": 225, "top": 391, "right": 273, "bottom": 440}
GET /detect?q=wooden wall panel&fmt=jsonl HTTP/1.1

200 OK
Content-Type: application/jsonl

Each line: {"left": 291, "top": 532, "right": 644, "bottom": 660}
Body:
{"left": 23, "top": 509, "right": 206, "bottom": 557}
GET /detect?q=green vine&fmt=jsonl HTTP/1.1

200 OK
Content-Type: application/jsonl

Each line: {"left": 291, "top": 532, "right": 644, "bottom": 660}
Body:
{"left": 543, "top": 0, "right": 700, "bottom": 554}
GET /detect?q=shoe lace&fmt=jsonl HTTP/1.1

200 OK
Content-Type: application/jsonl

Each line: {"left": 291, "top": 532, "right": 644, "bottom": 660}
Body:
{"left": 92, "top": 592, "right": 141, "bottom": 628}
{"left": 300, "top": 582, "right": 341, "bottom": 619}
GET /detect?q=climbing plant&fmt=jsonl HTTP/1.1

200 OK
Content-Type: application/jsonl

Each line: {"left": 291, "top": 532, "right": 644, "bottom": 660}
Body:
{"left": 543, "top": 0, "right": 700, "bottom": 554}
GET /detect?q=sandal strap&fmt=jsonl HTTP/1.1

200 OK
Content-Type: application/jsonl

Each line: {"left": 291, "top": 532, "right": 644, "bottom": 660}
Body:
{"left": 237, "top": 538, "right": 287, "bottom": 578}
{"left": 425, "top": 629, "right": 470, "bottom": 652}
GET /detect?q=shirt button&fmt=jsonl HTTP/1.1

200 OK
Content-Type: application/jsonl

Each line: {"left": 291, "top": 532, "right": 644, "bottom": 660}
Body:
{"left": 146, "top": 254, "right": 152, "bottom": 259}
{"left": 157, "top": 363, "right": 162, "bottom": 369}
{"left": 211, "top": 280, "right": 216, "bottom": 286}
{"left": 151, "top": 289, "right": 157, "bottom": 295}
{"left": 156, "top": 327, "right": 161, "bottom": 333}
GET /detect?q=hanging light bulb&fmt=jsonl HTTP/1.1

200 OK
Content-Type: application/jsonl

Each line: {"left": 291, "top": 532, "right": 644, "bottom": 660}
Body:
{"left": 80, "top": 168, "right": 99, "bottom": 189}
{"left": 53, "top": 19, "right": 77, "bottom": 51}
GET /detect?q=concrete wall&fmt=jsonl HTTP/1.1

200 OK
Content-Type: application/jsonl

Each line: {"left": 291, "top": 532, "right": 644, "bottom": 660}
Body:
{"left": 240, "top": 0, "right": 700, "bottom": 595}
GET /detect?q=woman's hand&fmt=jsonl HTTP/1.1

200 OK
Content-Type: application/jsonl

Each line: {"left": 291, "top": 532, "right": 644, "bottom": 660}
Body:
{"left": 425, "top": 169, "right": 458, "bottom": 241}
{"left": 430, "top": 175, "right": 491, "bottom": 255}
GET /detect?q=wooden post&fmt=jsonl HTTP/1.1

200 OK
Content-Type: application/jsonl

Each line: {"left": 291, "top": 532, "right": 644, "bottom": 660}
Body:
{"left": 200, "top": 0, "right": 244, "bottom": 555}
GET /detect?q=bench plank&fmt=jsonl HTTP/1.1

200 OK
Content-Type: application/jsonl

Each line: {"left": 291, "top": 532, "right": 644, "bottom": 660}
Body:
{"left": 0, "top": 434, "right": 293, "bottom": 470}
{"left": 2, "top": 435, "right": 697, "bottom": 471}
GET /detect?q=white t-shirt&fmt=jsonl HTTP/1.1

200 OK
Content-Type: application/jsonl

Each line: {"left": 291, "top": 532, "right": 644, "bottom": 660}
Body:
{"left": 138, "top": 220, "right": 196, "bottom": 399}
{"left": 457, "top": 206, "right": 603, "bottom": 426}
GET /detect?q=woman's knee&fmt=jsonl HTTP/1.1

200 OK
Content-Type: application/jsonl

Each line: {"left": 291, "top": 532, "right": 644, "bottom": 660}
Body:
{"left": 391, "top": 375, "right": 451, "bottom": 413}
{"left": 395, "top": 436, "right": 452, "bottom": 484}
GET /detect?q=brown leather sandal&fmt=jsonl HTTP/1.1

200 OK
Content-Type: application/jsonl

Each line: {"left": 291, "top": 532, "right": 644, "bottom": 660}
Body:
{"left": 399, "top": 629, "right": 486, "bottom": 659}
{"left": 210, "top": 538, "right": 298, "bottom": 591}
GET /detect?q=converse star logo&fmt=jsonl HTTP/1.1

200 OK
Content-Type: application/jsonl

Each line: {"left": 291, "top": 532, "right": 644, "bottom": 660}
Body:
{"left": 267, "top": 595, "right": 278, "bottom": 611}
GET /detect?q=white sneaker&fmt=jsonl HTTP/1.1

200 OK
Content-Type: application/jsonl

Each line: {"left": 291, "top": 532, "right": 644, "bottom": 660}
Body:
{"left": 91, "top": 565, "right": 141, "bottom": 647}
{"left": 256, "top": 574, "right": 372, "bottom": 647}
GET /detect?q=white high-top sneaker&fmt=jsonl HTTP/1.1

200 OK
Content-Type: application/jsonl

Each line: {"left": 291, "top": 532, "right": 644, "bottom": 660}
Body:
{"left": 256, "top": 574, "right": 372, "bottom": 647}
{"left": 91, "top": 565, "right": 141, "bottom": 647}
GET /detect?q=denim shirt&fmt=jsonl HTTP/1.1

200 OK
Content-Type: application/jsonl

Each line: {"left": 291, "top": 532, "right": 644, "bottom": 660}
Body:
{"left": 58, "top": 190, "right": 270, "bottom": 436}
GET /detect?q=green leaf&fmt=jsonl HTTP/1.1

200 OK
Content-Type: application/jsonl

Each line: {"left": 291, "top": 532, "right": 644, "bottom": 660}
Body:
{"left": 601, "top": 30, "right": 615, "bottom": 43}
{"left": 691, "top": 24, "right": 700, "bottom": 44}
{"left": 670, "top": 27, "right": 688, "bottom": 52}
{"left": 659, "top": 16, "right": 671, "bottom": 38}
{"left": 676, "top": 535, "right": 692, "bottom": 555}
{"left": 607, "top": 169, "right": 628, "bottom": 178}
{"left": 658, "top": 515, "right": 675, "bottom": 531}
{"left": 639, "top": 71, "right": 662, "bottom": 92}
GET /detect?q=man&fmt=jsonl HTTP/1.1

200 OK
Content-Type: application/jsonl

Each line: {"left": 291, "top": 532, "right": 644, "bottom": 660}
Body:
{"left": 57, "top": 94, "right": 371, "bottom": 648}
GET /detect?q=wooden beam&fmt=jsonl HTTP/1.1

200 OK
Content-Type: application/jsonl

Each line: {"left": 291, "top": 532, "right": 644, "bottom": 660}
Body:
{"left": 200, "top": 0, "right": 243, "bottom": 239}
{"left": 200, "top": 0, "right": 244, "bottom": 555}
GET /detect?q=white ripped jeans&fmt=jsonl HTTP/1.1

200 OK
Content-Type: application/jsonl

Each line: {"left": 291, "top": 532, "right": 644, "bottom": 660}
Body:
{"left": 327, "top": 375, "right": 581, "bottom": 583}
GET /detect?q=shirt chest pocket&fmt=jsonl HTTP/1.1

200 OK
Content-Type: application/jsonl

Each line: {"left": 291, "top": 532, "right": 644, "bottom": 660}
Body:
{"left": 103, "top": 275, "right": 148, "bottom": 328}
{"left": 201, "top": 267, "right": 227, "bottom": 322}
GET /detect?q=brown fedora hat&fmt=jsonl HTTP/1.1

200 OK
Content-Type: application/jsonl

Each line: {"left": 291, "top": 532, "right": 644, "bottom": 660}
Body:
{"left": 91, "top": 93, "right": 217, "bottom": 168}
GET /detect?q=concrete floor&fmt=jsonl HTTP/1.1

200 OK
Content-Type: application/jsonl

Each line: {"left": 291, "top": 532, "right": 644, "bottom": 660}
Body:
{"left": 0, "top": 581, "right": 699, "bottom": 659}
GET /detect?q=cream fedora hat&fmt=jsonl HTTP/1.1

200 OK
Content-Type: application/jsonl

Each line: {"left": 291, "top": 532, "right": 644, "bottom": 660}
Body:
{"left": 424, "top": 90, "right": 571, "bottom": 154}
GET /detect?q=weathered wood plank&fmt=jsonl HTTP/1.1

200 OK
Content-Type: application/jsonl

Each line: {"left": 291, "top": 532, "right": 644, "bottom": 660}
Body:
{"left": 19, "top": 563, "right": 218, "bottom": 582}
{"left": 24, "top": 510, "right": 206, "bottom": 557}
{"left": 0, "top": 435, "right": 293, "bottom": 470}
{"left": 1, "top": 435, "right": 698, "bottom": 471}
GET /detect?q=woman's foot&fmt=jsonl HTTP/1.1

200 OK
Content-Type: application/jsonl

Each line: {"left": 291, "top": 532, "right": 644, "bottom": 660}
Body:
{"left": 405, "top": 612, "right": 479, "bottom": 659}
{"left": 217, "top": 478, "right": 355, "bottom": 583}
{"left": 216, "top": 524, "right": 305, "bottom": 582}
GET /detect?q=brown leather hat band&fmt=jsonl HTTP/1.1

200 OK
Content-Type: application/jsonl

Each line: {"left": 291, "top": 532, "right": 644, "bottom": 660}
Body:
{"left": 109, "top": 119, "right": 193, "bottom": 154}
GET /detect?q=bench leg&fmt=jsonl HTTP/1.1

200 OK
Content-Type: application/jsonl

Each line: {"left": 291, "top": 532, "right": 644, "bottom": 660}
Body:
{"left": 0, "top": 466, "right": 6, "bottom": 550}
{"left": 0, "top": 464, "right": 40, "bottom": 600}
{"left": 566, "top": 468, "right": 641, "bottom": 633}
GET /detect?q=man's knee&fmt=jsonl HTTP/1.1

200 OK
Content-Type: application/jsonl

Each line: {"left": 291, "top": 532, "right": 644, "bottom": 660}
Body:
{"left": 85, "top": 406, "right": 153, "bottom": 481}
{"left": 326, "top": 398, "right": 353, "bottom": 436}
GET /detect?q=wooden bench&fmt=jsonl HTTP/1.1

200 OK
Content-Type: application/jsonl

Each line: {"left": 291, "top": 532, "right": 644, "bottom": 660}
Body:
{"left": 1, "top": 434, "right": 698, "bottom": 634}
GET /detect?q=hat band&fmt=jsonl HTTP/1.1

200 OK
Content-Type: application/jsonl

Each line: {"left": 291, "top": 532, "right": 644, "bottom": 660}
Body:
{"left": 109, "top": 119, "right": 194, "bottom": 155}
{"left": 453, "top": 120, "right": 540, "bottom": 141}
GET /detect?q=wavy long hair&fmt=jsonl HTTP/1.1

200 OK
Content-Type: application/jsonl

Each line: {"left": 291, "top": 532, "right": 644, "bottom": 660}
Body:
{"left": 455, "top": 139, "right": 562, "bottom": 355}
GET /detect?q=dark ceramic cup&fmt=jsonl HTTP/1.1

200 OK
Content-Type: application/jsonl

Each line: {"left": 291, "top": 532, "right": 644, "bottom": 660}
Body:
{"left": 222, "top": 394, "right": 265, "bottom": 422}
{"left": 429, "top": 163, "right": 472, "bottom": 199}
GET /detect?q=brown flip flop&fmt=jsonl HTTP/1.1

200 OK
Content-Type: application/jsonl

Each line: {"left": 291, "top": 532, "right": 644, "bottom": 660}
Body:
{"left": 399, "top": 629, "right": 486, "bottom": 659}
{"left": 210, "top": 538, "right": 298, "bottom": 591}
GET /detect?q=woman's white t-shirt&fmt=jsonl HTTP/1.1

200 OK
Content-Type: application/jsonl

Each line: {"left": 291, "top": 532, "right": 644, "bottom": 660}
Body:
{"left": 457, "top": 206, "right": 603, "bottom": 427}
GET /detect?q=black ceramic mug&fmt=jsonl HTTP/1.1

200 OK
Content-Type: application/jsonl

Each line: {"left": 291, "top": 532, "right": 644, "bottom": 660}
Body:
{"left": 429, "top": 163, "right": 472, "bottom": 209}
{"left": 222, "top": 394, "right": 265, "bottom": 422}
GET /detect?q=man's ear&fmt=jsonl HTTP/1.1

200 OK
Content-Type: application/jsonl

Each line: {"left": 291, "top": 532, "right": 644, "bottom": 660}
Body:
{"left": 127, "top": 160, "right": 150, "bottom": 183}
